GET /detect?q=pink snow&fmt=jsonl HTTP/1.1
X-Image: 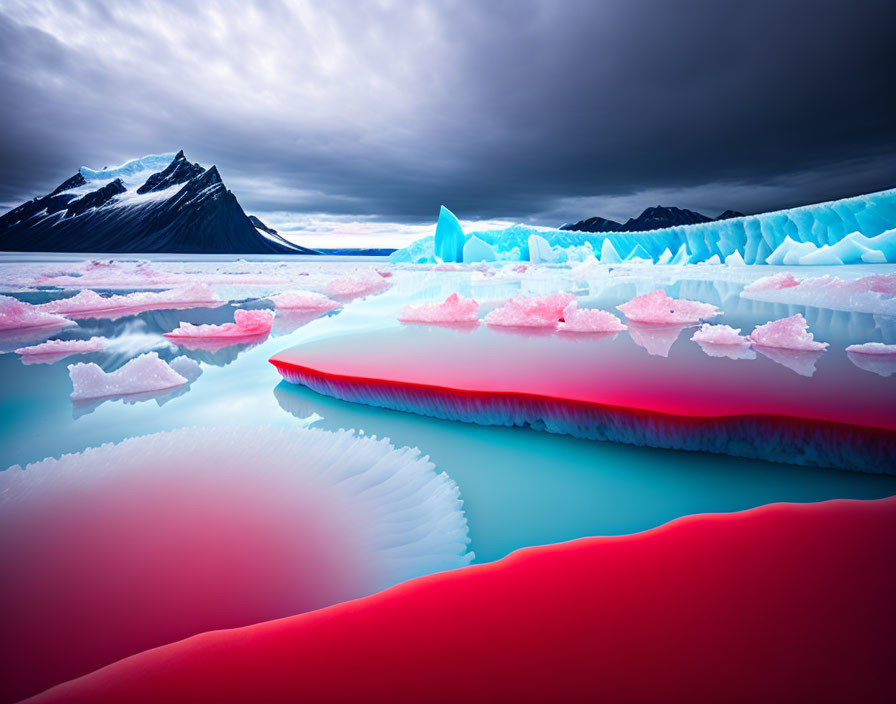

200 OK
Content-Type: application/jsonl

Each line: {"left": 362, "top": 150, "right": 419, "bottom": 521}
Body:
{"left": 398, "top": 293, "right": 479, "bottom": 324}
{"left": 743, "top": 272, "right": 800, "bottom": 292}
{"left": 269, "top": 290, "right": 341, "bottom": 311}
{"left": 0, "top": 295, "right": 75, "bottom": 331}
{"left": 69, "top": 352, "right": 194, "bottom": 400}
{"left": 39, "top": 284, "right": 222, "bottom": 317}
{"left": 16, "top": 337, "right": 106, "bottom": 357}
{"left": 325, "top": 270, "right": 391, "bottom": 297}
{"left": 691, "top": 324, "right": 750, "bottom": 345}
{"left": 558, "top": 301, "right": 626, "bottom": 333}
{"left": 484, "top": 292, "right": 576, "bottom": 328}
{"left": 845, "top": 342, "right": 896, "bottom": 355}
{"left": 616, "top": 289, "right": 719, "bottom": 324}
{"left": 747, "top": 314, "right": 828, "bottom": 351}
{"left": 164, "top": 309, "right": 274, "bottom": 339}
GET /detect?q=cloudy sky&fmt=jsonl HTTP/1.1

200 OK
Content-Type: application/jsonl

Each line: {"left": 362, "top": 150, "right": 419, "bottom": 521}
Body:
{"left": 1, "top": 0, "right": 894, "bottom": 245}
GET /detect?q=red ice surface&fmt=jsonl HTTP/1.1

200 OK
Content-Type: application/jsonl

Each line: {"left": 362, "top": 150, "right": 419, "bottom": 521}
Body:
{"left": 29, "top": 497, "right": 896, "bottom": 703}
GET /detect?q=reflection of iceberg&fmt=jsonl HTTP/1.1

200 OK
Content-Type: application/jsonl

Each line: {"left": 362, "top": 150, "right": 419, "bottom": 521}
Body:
{"left": 0, "top": 323, "right": 73, "bottom": 354}
{"left": 72, "top": 382, "right": 193, "bottom": 419}
{"left": 0, "top": 427, "right": 472, "bottom": 702}
{"left": 847, "top": 348, "right": 896, "bottom": 377}
{"left": 755, "top": 346, "right": 821, "bottom": 377}
{"left": 69, "top": 352, "right": 199, "bottom": 400}
{"left": 17, "top": 337, "right": 106, "bottom": 365}
{"left": 627, "top": 322, "right": 688, "bottom": 357}
{"left": 166, "top": 334, "right": 269, "bottom": 354}
{"left": 272, "top": 310, "right": 332, "bottom": 336}
{"left": 38, "top": 284, "right": 224, "bottom": 319}
{"left": 696, "top": 342, "right": 756, "bottom": 360}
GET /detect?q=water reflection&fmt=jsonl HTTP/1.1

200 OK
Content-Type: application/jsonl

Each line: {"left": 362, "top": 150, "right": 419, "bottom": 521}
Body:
{"left": 848, "top": 350, "right": 896, "bottom": 377}
{"left": 627, "top": 322, "right": 688, "bottom": 357}
{"left": 696, "top": 341, "right": 756, "bottom": 360}
{"left": 755, "top": 346, "right": 822, "bottom": 377}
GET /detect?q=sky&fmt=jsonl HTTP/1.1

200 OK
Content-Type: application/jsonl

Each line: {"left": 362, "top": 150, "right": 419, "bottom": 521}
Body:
{"left": 1, "top": 0, "right": 894, "bottom": 247}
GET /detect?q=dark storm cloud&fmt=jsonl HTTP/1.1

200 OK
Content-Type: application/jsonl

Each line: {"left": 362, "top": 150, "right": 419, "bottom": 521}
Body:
{"left": 0, "top": 0, "right": 894, "bottom": 225}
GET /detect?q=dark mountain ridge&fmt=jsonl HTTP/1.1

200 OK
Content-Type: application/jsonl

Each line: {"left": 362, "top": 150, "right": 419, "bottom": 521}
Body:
{"left": 561, "top": 205, "right": 747, "bottom": 233}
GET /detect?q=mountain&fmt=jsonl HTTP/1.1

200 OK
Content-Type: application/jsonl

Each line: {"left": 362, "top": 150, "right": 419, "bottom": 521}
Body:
{"left": 560, "top": 205, "right": 746, "bottom": 233}
{"left": 0, "top": 151, "right": 318, "bottom": 254}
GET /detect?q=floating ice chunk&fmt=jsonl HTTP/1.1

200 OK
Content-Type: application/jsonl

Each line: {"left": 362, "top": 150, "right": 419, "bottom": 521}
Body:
{"left": 627, "top": 323, "right": 686, "bottom": 357}
{"left": 39, "top": 284, "right": 222, "bottom": 318}
{"left": 656, "top": 248, "right": 673, "bottom": 265}
{"left": 269, "top": 290, "right": 340, "bottom": 311}
{"left": 724, "top": 250, "right": 746, "bottom": 266}
{"left": 164, "top": 309, "right": 275, "bottom": 339}
{"left": 462, "top": 235, "right": 497, "bottom": 263}
{"left": 527, "top": 234, "right": 555, "bottom": 264}
{"left": 691, "top": 324, "right": 750, "bottom": 346}
{"left": 669, "top": 243, "right": 690, "bottom": 265}
{"left": 798, "top": 230, "right": 895, "bottom": 266}
{"left": 765, "top": 236, "right": 817, "bottom": 265}
{"left": 69, "top": 351, "right": 189, "bottom": 400}
{"left": 617, "top": 289, "right": 719, "bottom": 325}
{"left": 16, "top": 337, "right": 106, "bottom": 361}
{"left": 0, "top": 426, "right": 471, "bottom": 701}
{"left": 703, "top": 254, "right": 722, "bottom": 265}
{"left": 599, "top": 238, "right": 622, "bottom": 264}
{"left": 741, "top": 273, "right": 896, "bottom": 315}
{"left": 0, "top": 295, "right": 75, "bottom": 331}
{"left": 558, "top": 301, "right": 626, "bottom": 333}
{"left": 484, "top": 292, "right": 575, "bottom": 328}
{"left": 434, "top": 206, "right": 465, "bottom": 263}
{"left": 325, "top": 269, "right": 391, "bottom": 297}
{"left": 398, "top": 293, "right": 479, "bottom": 324}
{"left": 696, "top": 342, "right": 756, "bottom": 360}
{"left": 748, "top": 314, "right": 828, "bottom": 351}
{"left": 846, "top": 342, "right": 896, "bottom": 355}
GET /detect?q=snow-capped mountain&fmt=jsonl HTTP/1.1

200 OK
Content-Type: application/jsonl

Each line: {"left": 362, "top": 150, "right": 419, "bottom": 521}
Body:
{"left": 0, "top": 151, "right": 317, "bottom": 254}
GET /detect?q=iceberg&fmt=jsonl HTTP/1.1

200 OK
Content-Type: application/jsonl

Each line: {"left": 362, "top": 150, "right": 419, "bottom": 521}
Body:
{"left": 38, "top": 284, "right": 223, "bottom": 318}
{"left": 691, "top": 324, "right": 750, "bottom": 346}
{"left": 269, "top": 290, "right": 340, "bottom": 311}
{"left": 462, "top": 235, "right": 497, "bottom": 263}
{"left": 748, "top": 314, "right": 828, "bottom": 351}
{"left": 0, "top": 295, "right": 74, "bottom": 331}
{"left": 16, "top": 337, "right": 106, "bottom": 362}
{"left": 724, "top": 250, "right": 746, "bottom": 266}
{"left": 741, "top": 273, "right": 896, "bottom": 315}
{"left": 0, "top": 426, "right": 471, "bottom": 701}
{"left": 391, "top": 188, "right": 896, "bottom": 265}
{"left": 845, "top": 342, "right": 896, "bottom": 355}
{"left": 68, "top": 352, "right": 194, "bottom": 400}
{"left": 434, "top": 206, "right": 465, "bottom": 263}
{"left": 558, "top": 301, "right": 626, "bottom": 333}
{"left": 164, "top": 309, "right": 274, "bottom": 340}
{"left": 527, "top": 234, "right": 555, "bottom": 264}
{"left": 325, "top": 269, "right": 390, "bottom": 298}
{"left": 617, "top": 289, "right": 719, "bottom": 325}
{"left": 398, "top": 293, "right": 479, "bottom": 324}
{"left": 484, "top": 293, "right": 575, "bottom": 328}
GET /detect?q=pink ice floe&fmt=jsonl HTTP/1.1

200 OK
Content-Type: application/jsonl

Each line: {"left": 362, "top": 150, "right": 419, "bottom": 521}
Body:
{"left": 557, "top": 301, "right": 626, "bottom": 333}
{"left": 691, "top": 324, "right": 750, "bottom": 346}
{"left": 325, "top": 269, "right": 391, "bottom": 298}
{"left": 616, "top": 289, "right": 719, "bottom": 325}
{"left": 484, "top": 292, "right": 575, "bottom": 328}
{"left": 16, "top": 337, "right": 106, "bottom": 362}
{"left": 164, "top": 309, "right": 274, "bottom": 340}
{"left": 743, "top": 272, "right": 800, "bottom": 292}
{"left": 845, "top": 342, "right": 896, "bottom": 355}
{"left": 269, "top": 290, "right": 341, "bottom": 311}
{"left": 69, "top": 352, "right": 200, "bottom": 400}
{"left": 38, "top": 284, "right": 223, "bottom": 318}
{"left": 747, "top": 314, "right": 828, "bottom": 351}
{"left": 742, "top": 273, "right": 896, "bottom": 315}
{"left": 0, "top": 295, "right": 75, "bottom": 331}
{"left": 398, "top": 293, "right": 479, "bottom": 324}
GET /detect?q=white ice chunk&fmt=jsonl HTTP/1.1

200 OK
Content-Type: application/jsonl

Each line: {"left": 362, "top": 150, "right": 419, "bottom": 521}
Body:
{"left": 528, "top": 234, "right": 555, "bottom": 264}
{"left": 269, "top": 290, "right": 340, "bottom": 311}
{"left": 462, "top": 235, "right": 497, "bottom": 263}
{"left": 68, "top": 351, "right": 189, "bottom": 400}
{"left": 599, "top": 238, "right": 622, "bottom": 264}
{"left": 724, "top": 250, "right": 746, "bottom": 266}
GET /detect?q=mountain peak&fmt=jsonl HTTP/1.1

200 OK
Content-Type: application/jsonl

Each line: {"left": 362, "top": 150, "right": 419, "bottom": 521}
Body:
{"left": 136, "top": 151, "right": 204, "bottom": 194}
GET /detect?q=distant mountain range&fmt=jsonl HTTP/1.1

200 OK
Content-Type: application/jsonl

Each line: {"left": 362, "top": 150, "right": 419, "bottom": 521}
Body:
{"left": 560, "top": 205, "right": 745, "bottom": 233}
{"left": 0, "top": 151, "right": 318, "bottom": 254}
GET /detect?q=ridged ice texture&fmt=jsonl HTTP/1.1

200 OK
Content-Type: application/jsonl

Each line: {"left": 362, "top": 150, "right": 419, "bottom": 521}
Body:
{"left": 691, "top": 324, "right": 750, "bottom": 345}
{"left": 39, "top": 284, "right": 222, "bottom": 316}
{"left": 0, "top": 426, "right": 471, "bottom": 701}
{"left": 484, "top": 292, "right": 575, "bottom": 328}
{"left": 0, "top": 295, "right": 74, "bottom": 331}
{"left": 269, "top": 290, "right": 340, "bottom": 311}
{"left": 748, "top": 314, "right": 828, "bottom": 351}
{"left": 274, "top": 366, "right": 895, "bottom": 474}
{"left": 69, "top": 351, "right": 191, "bottom": 399}
{"left": 165, "top": 308, "right": 274, "bottom": 338}
{"left": 434, "top": 206, "right": 466, "bottom": 263}
{"left": 398, "top": 293, "right": 479, "bottom": 324}
{"left": 558, "top": 301, "right": 626, "bottom": 332}
{"left": 741, "top": 273, "right": 896, "bottom": 315}
{"left": 16, "top": 337, "right": 106, "bottom": 356}
{"left": 617, "top": 289, "right": 719, "bottom": 324}
{"left": 390, "top": 187, "right": 896, "bottom": 264}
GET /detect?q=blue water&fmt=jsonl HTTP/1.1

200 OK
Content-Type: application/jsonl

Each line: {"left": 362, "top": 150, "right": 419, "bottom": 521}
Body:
{"left": 2, "top": 262, "right": 895, "bottom": 564}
